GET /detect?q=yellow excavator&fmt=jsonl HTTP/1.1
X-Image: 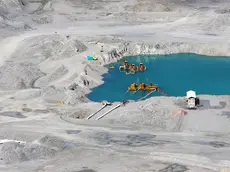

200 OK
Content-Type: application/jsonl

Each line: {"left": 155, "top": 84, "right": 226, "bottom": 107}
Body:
{"left": 128, "top": 82, "right": 158, "bottom": 92}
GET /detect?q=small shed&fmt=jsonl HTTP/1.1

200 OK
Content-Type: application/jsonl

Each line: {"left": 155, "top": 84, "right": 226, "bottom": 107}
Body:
{"left": 186, "top": 90, "right": 197, "bottom": 109}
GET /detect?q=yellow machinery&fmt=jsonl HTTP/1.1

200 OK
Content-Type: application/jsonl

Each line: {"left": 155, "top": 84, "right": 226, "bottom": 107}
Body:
{"left": 119, "top": 65, "right": 147, "bottom": 72}
{"left": 137, "top": 66, "right": 147, "bottom": 72}
{"left": 126, "top": 83, "right": 168, "bottom": 97}
{"left": 128, "top": 84, "right": 158, "bottom": 91}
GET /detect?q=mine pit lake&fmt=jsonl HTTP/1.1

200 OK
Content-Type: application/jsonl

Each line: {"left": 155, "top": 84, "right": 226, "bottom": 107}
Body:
{"left": 88, "top": 53, "right": 230, "bottom": 102}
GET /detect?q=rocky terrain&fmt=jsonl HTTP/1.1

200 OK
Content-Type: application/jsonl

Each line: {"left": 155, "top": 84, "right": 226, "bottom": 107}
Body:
{"left": 0, "top": 0, "right": 230, "bottom": 171}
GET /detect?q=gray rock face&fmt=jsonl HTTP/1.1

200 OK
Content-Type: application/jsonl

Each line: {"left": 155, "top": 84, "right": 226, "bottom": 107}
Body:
{"left": 158, "top": 164, "right": 189, "bottom": 172}
{"left": 68, "top": 83, "right": 79, "bottom": 91}
{"left": 11, "top": 35, "right": 88, "bottom": 62}
{"left": 0, "top": 111, "right": 27, "bottom": 118}
{"left": 13, "top": 89, "right": 41, "bottom": 100}
{"left": 64, "top": 89, "right": 89, "bottom": 105}
{"left": 41, "top": 85, "right": 66, "bottom": 102}
{"left": 109, "top": 41, "right": 230, "bottom": 57}
{"left": 74, "top": 40, "right": 88, "bottom": 53}
{"left": 0, "top": 62, "right": 45, "bottom": 90}
{"left": 52, "top": 39, "right": 88, "bottom": 60}
{"left": 0, "top": 135, "right": 79, "bottom": 164}
{"left": 1, "top": 0, "right": 230, "bottom": 171}
{"left": 0, "top": 1, "right": 8, "bottom": 19}
{"left": 0, "top": 142, "right": 56, "bottom": 164}
{"left": 34, "top": 65, "right": 68, "bottom": 88}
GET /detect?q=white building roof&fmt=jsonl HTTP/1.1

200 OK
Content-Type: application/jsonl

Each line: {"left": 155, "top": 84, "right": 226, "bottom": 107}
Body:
{"left": 186, "top": 90, "right": 196, "bottom": 98}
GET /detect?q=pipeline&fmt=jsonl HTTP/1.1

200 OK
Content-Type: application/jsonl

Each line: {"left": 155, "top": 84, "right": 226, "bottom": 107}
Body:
{"left": 158, "top": 88, "right": 168, "bottom": 96}
{"left": 137, "top": 89, "right": 156, "bottom": 101}
{"left": 96, "top": 101, "right": 129, "bottom": 120}
{"left": 86, "top": 101, "right": 111, "bottom": 120}
{"left": 86, "top": 104, "right": 107, "bottom": 120}
{"left": 91, "top": 86, "right": 168, "bottom": 120}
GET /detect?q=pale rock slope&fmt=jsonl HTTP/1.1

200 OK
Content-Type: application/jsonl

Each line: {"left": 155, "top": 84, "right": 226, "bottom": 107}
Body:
{"left": 0, "top": 0, "right": 230, "bottom": 172}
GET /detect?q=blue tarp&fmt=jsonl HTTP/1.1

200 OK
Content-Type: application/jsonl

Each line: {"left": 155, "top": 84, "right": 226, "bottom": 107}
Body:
{"left": 87, "top": 56, "right": 97, "bottom": 60}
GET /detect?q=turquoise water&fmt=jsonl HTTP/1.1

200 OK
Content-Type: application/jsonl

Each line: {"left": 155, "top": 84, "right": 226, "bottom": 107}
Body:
{"left": 87, "top": 53, "right": 230, "bottom": 102}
